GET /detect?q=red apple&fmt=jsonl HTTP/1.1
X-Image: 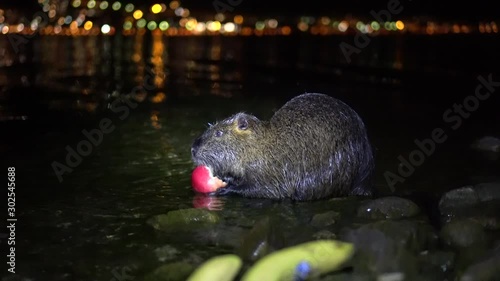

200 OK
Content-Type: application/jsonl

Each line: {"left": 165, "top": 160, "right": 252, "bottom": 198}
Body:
{"left": 191, "top": 165, "right": 227, "bottom": 193}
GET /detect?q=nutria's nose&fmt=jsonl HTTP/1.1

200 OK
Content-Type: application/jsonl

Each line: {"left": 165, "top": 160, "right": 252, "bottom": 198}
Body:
{"left": 191, "top": 137, "right": 202, "bottom": 157}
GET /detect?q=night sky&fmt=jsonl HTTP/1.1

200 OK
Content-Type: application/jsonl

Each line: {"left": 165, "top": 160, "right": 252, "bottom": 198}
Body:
{"left": 181, "top": 0, "right": 498, "bottom": 21}
{"left": 3, "top": 0, "right": 498, "bottom": 21}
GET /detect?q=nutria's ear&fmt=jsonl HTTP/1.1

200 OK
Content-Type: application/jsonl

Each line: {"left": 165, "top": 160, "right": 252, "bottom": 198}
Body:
{"left": 237, "top": 115, "right": 249, "bottom": 130}
{"left": 234, "top": 113, "right": 260, "bottom": 132}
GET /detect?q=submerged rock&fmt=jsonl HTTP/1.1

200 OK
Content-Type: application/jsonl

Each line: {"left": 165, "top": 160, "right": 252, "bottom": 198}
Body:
{"left": 312, "top": 230, "right": 337, "bottom": 240}
{"left": 460, "top": 245, "right": 500, "bottom": 281}
{"left": 440, "top": 182, "right": 500, "bottom": 209}
{"left": 440, "top": 218, "right": 488, "bottom": 249}
{"left": 468, "top": 216, "right": 500, "bottom": 230}
{"left": 356, "top": 197, "right": 421, "bottom": 220}
{"left": 376, "top": 272, "right": 405, "bottom": 281}
{"left": 340, "top": 220, "right": 438, "bottom": 275}
{"left": 143, "top": 262, "right": 195, "bottom": 281}
{"left": 154, "top": 245, "right": 180, "bottom": 262}
{"left": 418, "top": 250, "right": 455, "bottom": 276}
{"left": 471, "top": 136, "right": 500, "bottom": 152}
{"left": 311, "top": 210, "right": 340, "bottom": 227}
{"left": 438, "top": 182, "right": 500, "bottom": 226}
{"left": 439, "top": 186, "right": 480, "bottom": 210}
{"left": 315, "top": 272, "right": 372, "bottom": 281}
{"left": 147, "top": 208, "right": 220, "bottom": 232}
{"left": 237, "top": 217, "right": 274, "bottom": 262}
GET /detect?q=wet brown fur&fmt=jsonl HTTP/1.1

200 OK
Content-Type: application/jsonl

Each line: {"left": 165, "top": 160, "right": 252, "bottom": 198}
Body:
{"left": 191, "top": 93, "right": 375, "bottom": 201}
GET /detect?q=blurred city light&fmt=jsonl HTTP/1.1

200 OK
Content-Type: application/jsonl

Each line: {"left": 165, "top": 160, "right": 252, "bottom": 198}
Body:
{"left": 133, "top": 10, "right": 143, "bottom": 20}
{"left": 234, "top": 15, "right": 244, "bottom": 25}
{"left": 99, "top": 1, "right": 109, "bottom": 10}
{"left": 396, "top": 20, "right": 405, "bottom": 30}
{"left": 151, "top": 4, "right": 162, "bottom": 14}
{"left": 185, "top": 18, "right": 197, "bottom": 31}
{"left": 169, "top": 1, "right": 180, "bottom": 9}
{"left": 101, "top": 24, "right": 111, "bottom": 34}
{"left": 255, "top": 21, "right": 265, "bottom": 31}
{"left": 215, "top": 13, "right": 225, "bottom": 22}
{"left": 1, "top": 25, "right": 9, "bottom": 34}
{"left": 207, "top": 21, "right": 221, "bottom": 32}
{"left": 159, "top": 21, "right": 169, "bottom": 31}
{"left": 112, "top": 1, "right": 121, "bottom": 10}
{"left": 136, "top": 18, "right": 146, "bottom": 28}
{"left": 147, "top": 21, "right": 157, "bottom": 30}
{"left": 125, "top": 3, "right": 134, "bottom": 13}
{"left": 87, "top": 1, "right": 96, "bottom": 9}
{"left": 0, "top": 1, "right": 494, "bottom": 37}
{"left": 84, "top": 20, "right": 93, "bottom": 30}
{"left": 338, "top": 21, "right": 348, "bottom": 32}
{"left": 123, "top": 20, "right": 133, "bottom": 30}
{"left": 267, "top": 19, "right": 278, "bottom": 29}
{"left": 223, "top": 22, "right": 236, "bottom": 32}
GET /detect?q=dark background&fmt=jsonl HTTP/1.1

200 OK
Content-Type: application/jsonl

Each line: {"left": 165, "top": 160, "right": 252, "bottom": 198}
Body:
{"left": 4, "top": 0, "right": 499, "bottom": 21}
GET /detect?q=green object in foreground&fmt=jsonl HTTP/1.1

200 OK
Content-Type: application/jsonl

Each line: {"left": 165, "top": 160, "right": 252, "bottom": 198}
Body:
{"left": 241, "top": 239, "right": 355, "bottom": 281}
{"left": 186, "top": 254, "right": 242, "bottom": 281}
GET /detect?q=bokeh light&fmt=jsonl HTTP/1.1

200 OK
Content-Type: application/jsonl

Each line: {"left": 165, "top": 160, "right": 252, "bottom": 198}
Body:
{"left": 84, "top": 21, "right": 93, "bottom": 30}
{"left": 125, "top": 4, "right": 135, "bottom": 13}
{"left": 195, "top": 22, "right": 206, "bottom": 33}
{"left": 297, "top": 22, "right": 308, "bottom": 32}
{"left": 136, "top": 19, "right": 146, "bottom": 28}
{"left": 159, "top": 21, "right": 169, "bottom": 31}
{"left": 338, "top": 21, "right": 348, "bottom": 32}
{"left": 267, "top": 19, "right": 278, "bottom": 29}
{"left": 223, "top": 22, "right": 236, "bottom": 32}
{"left": 215, "top": 13, "right": 225, "bottom": 22}
{"left": 396, "top": 20, "right": 405, "bottom": 30}
{"left": 234, "top": 15, "right": 244, "bottom": 25}
{"left": 151, "top": 4, "right": 162, "bottom": 14}
{"left": 169, "top": 1, "right": 180, "bottom": 9}
{"left": 371, "top": 21, "right": 380, "bottom": 31}
{"left": 123, "top": 20, "right": 133, "bottom": 30}
{"left": 133, "top": 10, "right": 143, "bottom": 20}
{"left": 207, "top": 21, "right": 221, "bottom": 32}
{"left": 87, "top": 0, "right": 96, "bottom": 9}
{"left": 185, "top": 19, "right": 197, "bottom": 31}
{"left": 101, "top": 24, "right": 111, "bottom": 34}
{"left": 147, "top": 21, "right": 157, "bottom": 30}
{"left": 255, "top": 21, "right": 265, "bottom": 31}
{"left": 99, "top": 1, "right": 109, "bottom": 10}
{"left": 2, "top": 25, "right": 9, "bottom": 34}
{"left": 112, "top": 1, "right": 121, "bottom": 10}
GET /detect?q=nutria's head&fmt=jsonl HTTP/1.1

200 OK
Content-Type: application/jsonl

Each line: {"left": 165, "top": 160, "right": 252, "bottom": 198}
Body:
{"left": 191, "top": 112, "right": 263, "bottom": 186}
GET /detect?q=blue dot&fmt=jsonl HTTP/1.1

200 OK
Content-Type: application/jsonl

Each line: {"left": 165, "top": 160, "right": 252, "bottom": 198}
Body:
{"left": 294, "top": 261, "right": 312, "bottom": 280}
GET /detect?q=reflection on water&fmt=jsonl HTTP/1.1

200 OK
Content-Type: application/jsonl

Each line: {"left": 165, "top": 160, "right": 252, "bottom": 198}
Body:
{"left": 0, "top": 32, "right": 499, "bottom": 280}
{"left": 2, "top": 34, "right": 498, "bottom": 111}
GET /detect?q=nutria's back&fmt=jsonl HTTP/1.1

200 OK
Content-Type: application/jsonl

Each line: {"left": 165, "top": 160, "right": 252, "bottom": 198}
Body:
{"left": 191, "top": 93, "right": 374, "bottom": 201}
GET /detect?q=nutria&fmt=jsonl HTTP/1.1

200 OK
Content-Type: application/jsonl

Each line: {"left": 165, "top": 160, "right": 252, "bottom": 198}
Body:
{"left": 190, "top": 93, "right": 375, "bottom": 201}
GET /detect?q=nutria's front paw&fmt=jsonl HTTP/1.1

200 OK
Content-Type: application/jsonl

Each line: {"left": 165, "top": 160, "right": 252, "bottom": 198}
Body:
{"left": 213, "top": 186, "right": 234, "bottom": 196}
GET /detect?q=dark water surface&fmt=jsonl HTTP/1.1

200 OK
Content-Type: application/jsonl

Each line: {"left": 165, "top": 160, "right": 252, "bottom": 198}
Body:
{"left": 1, "top": 33, "right": 500, "bottom": 280}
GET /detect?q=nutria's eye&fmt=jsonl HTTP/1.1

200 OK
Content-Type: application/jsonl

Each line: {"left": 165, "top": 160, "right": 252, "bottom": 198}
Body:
{"left": 237, "top": 118, "right": 248, "bottom": 130}
{"left": 215, "top": 130, "right": 223, "bottom": 137}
